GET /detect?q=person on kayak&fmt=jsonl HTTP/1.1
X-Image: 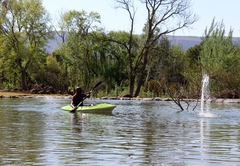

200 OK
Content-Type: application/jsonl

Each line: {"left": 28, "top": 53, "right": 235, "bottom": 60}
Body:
{"left": 71, "top": 87, "right": 87, "bottom": 109}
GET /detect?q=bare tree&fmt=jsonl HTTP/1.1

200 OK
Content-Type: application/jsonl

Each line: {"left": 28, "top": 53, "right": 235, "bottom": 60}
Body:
{"left": 114, "top": 0, "right": 137, "bottom": 95}
{"left": 115, "top": 0, "right": 198, "bottom": 97}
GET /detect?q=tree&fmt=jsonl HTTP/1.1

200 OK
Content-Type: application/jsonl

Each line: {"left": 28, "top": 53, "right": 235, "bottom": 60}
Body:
{"left": 114, "top": 0, "right": 138, "bottom": 95}
{"left": 60, "top": 10, "right": 101, "bottom": 91}
{"left": 0, "top": 0, "right": 52, "bottom": 90}
{"left": 183, "top": 43, "right": 202, "bottom": 95}
{"left": 143, "top": 36, "right": 170, "bottom": 96}
{"left": 100, "top": 31, "right": 133, "bottom": 89}
{"left": 105, "top": 30, "right": 139, "bottom": 93}
{"left": 200, "top": 19, "right": 240, "bottom": 96}
{"left": 0, "top": 35, "right": 18, "bottom": 88}
{"left": 115, "top": 0, "right": 198, "bottom": 96}
{"left": 53, "top": 10, "right": 69, "bottom": 93}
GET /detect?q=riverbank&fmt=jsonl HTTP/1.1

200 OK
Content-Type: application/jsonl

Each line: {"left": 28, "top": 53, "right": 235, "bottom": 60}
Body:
{"left": 1, "top": 91, "right": 240, "bottom": 103}
{"left": 0, "top": 89, "right": 27, "bottom": 96}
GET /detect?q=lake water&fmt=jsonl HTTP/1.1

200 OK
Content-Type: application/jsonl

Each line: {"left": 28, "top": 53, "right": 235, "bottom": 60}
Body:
{"left": 0, "top": 98, "right": 240, "bottom": 165}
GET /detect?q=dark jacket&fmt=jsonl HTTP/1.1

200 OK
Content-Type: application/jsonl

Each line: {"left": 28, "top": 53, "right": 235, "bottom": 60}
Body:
{"left": 72, "top": 93, "right": 86, "bottom": 106}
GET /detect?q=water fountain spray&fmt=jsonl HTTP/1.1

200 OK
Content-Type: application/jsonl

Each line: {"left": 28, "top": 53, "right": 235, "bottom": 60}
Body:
{"left": 200, "top": 74, "right": 210, "bottom": 115}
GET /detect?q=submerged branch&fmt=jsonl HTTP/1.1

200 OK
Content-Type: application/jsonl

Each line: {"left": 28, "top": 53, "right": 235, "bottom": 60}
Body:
{"left": 156, "top": 80, "right": 184, "bottom": 111}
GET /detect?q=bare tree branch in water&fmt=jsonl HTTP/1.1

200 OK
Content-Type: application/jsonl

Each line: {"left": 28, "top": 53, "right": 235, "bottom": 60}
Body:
{"left": 152, "top": 42, "right": 200, "bottom": 111}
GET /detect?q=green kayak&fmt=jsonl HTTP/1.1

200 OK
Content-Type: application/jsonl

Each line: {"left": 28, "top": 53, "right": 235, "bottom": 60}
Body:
{"left": 61, "top": 103, "right": 116, "bottom": 114}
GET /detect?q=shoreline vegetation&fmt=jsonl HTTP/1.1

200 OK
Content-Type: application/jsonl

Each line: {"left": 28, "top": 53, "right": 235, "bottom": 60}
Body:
{"left": 1, "top": 1, "right": 240, "bottom": 110}
{"left": 1, "top": 89, "right": 240, "bottom": 104}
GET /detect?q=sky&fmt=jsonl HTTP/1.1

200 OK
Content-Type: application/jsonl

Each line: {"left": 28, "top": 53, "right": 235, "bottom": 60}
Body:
{"left": 42, "top": 0, "right": 240, "bottom": 37}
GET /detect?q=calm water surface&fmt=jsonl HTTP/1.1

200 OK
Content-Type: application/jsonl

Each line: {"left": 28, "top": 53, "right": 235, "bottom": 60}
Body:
{"left": 0, "top": 98, "right": 240, "bottom": 165}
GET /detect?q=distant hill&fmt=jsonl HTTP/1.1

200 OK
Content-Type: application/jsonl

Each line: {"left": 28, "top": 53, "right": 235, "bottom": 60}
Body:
{"left": 45, "top": 35, "right": 240, "bottom": 53}
{"left": 45, "top": 34, "right": 62, "bottom": 54}
{"left": 167, "top": 35, "right": 202, "bottom": 50}
{"left": 167, "top": 35, "right": 240, "bottom": 50}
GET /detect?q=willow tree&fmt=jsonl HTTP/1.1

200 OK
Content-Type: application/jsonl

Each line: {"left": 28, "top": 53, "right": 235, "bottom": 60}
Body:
{"left": 101, "top": 31, "right": 136, "bottom": 89}
{"left": 61, "top": 10, "right": 101, "bottom": 91}
{"left": 0, "top": 0, "right": 52, "bottom": 90}
{"left": 115, "top": 0, "right": 198, "bottom": 96}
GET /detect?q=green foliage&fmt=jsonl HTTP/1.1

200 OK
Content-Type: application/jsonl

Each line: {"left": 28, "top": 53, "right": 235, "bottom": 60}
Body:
{"left": 151, "top": 36, "right": 171, "bottom": 75}
{"left": 184, "top": 44, "right": 202, "bottom": 93}
{"left": 144, "top": 36, "right": 190, "bottom": 98}
{"left": 201, "top": 19, "right": 233, "bottom": 72}
{"left": 1, "top": 3, "right": 240, "bottom": 99}
{"left": 100, "top": 31, "right": 139, "bottom": 88}
{"left": 58, "top": 9, "right": 102, "bottom": 90}
{"left": 34, "top": 54, "right": 66, "bottom": 91}
{"left": 46, "top": 55, "right": 61, "bottom": 73}
{"left": 143, "top": 80, "right": 163, "bottom": 96}
{"left": 200, "top": 18, "right": 240, "bottom": 94}
{"left": 185, "top": 44, "right": 202, "bottom": 68}
{"left": 0, "top": 0, "right": 52, "bottom": 89}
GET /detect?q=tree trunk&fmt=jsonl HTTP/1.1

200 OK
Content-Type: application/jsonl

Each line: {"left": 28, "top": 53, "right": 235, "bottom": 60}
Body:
{"left": 14, "top": 73, "right": 17, "bottom": 87}
{"left": 134, "top": 53, "right": 148, "bottom": 97}
{"left": 21, "top": 70, "right": 26, "bottom": 90}
{"left": 134, "top": 71, "right": 144, "bottom": 97}
{"left": 87, "top": 66, "right": 90, "bottom": 92}
{"left": 146, "top": 58, "right": 152, "bottom": 83}
{"left": 86, "top": 48, "right": 91, "bottom": 92}
{"left": 129, "top": 74, "right": 135, "bottom": 96}
{"left": 65, "top": 64, "right": 68, "bottom": 93}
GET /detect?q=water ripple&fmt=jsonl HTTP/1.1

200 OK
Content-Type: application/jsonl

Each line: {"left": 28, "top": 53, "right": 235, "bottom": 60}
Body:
{"left": 1, "top": 98, "right": 240, "bottom": 165}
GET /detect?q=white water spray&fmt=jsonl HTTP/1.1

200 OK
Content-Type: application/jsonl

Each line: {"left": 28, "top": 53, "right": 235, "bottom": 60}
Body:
{"left": 200, "top": 74, "right": 211, "bottom": 116}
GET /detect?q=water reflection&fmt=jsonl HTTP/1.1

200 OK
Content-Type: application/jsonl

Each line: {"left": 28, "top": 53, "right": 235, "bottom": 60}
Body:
{"left": 71, "top": 112, "right": 84, "bottom": 133}
{"left": 1, "top": 98, "right": 240, "bottom": 165}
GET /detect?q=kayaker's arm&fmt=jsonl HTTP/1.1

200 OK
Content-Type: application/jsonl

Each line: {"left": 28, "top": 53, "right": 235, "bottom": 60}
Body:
{"left": 71, "top": 100, "right": 76, "bottom": 108}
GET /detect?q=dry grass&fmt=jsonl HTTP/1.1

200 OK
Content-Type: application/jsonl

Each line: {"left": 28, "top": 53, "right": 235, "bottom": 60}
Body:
{"left": 0, "top": 90, "right": 27, "bottom": 96}
{"left": 0, "top": 89, "right": 71, "bottom": 97}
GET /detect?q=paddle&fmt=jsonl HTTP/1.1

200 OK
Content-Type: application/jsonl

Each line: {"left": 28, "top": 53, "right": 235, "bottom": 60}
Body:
{"left": 70, "top": 81, "right": 102, "bottom": 113}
